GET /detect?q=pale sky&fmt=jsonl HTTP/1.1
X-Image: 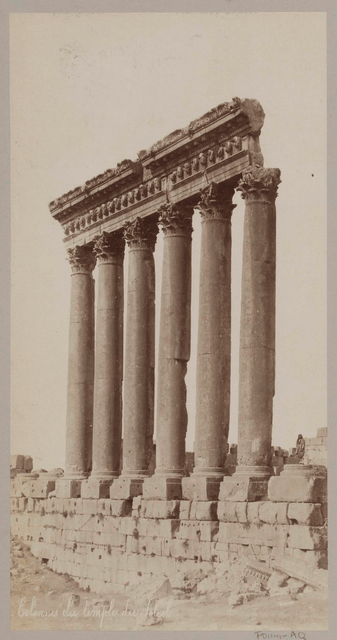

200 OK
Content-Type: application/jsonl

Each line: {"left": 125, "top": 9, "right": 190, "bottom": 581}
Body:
{"left": 10, "top": 12, "right": 326, "bottom": 470}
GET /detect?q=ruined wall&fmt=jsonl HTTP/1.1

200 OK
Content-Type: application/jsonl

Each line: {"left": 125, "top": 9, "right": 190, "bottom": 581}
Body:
{"left": 10, "top": 484, "right": 327, "bottom": 596}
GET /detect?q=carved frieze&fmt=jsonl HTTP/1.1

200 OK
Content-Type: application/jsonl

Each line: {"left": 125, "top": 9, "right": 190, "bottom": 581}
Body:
{"left": 123, "top": 216, "right": 159, "bottom": 252}
{"left": 237, "top": 167, "right": 281, "bottom": 203}
{"left": 197, "top": 181, "right": 236, "bottom": 221}
{"left": 66, "top": 245, "right": 96, "bottom": 274}
{"left": 157, "top": 203, "right": 193, "bottom": 236}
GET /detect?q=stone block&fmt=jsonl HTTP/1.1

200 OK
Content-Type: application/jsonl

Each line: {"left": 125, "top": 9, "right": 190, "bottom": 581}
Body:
{"left": 189, "top": 501, "right": 218, "bottom": 521}
{"left": 286, "top": 525, "right": 327, "bottom": 550}
{"left": 268, "top": 475, "right": 327, "bottom": 503}
{"left": 179, "top": 500, "right": 191, "bottom": 520}
{"left": 119, "top": 517, "right": 138, "bottom": 536}
{"left": 270, "top": 552, "right": 328, "bottom": 589}
{"left": 219, "top": 522, "right": 288, "bottom": 548}
{"left": 109, "top": 500, "right": 132, "bottom": 517}
{"left": 110, "top": 477, "right": 144, "bottom": 500}
{"left": 144, "top": 500, "right": 180, "bottom": 519}
{"left": 246, "top": 502, "right": 260, "bottom": 523}
{"left": 81, "top": 478, "right": 112, "bottom": 499}
{"left": 176, "top": 520, "right": 219, "bottom": 542}
{"left": 259, "top": 502, "right": 280, "bottom": 524}
{"left": 236, "top": 502, "right": 248, "bottom": 523}
{"left": 56, "top": 478, "right": 82, "bottom": 499}
{"left": 82, "top": 499, "right": 99, "bottom": 515}
{"left": 138, "top": 535, "right": 163, "bottom": 556}
{"left": 217, "top": 501, "right": 237, "bottom": 522}
{"left": 182, "top": 475, "right": 223, "bottom": 501}
{"left": 142, "top": 476, "right": 182, "bottom": 500}
{"left": 219, "top": 476, "right": 269, "bottom": 502}
{"left": 287, "top": 503, "right": 324, "bottom": 526}
{"left": 24, "top": 456, "right": 33, "bottom": 472}
{"left": 29, "top": 479, "right": 56, "bottom": 498}
{"left": 10, "top": 455, "right": 24, "bottom": 470}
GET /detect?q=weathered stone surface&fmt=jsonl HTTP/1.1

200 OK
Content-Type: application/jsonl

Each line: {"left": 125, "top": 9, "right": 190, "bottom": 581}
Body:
{"left": 182, "top": 475, "right": 223, "bottom": 501}
{"left": 81, "top": 478, "right": 112, "bottom": 499}
{"left": 24, "top": 456, "right": 33, "bottom": 472}
{"left": 91, "top": 231, "right": 124, "bottom": 483}
{"left": 258, "top": 501, "right": 288, "bottom": 525}
{"left": 287, "top": 503, "right": 323, "bottom": 526}
{"left": 119, "top": 217, "right": 157, "bottom": 482}
{"left": 286, "top": 525, "right": 327, "bottom": 550}
{"left": 235, "top": 167, "right": 281, "bottom": 471}
{"left": 65, "top": 245, "right": 95, "bottom": 479}
{"left": 219, "top": 476, "right": 269, "bottom": 501}
{"left": 270, "top": 552, "right": 328, "bottom": 589}
{"left": 110, "top": 477, "right": 145, "bottom": 500}
{"left": 268, "top": 475, "right": 327, "bottom": 503}
{"left": 56, "top": 478, "right": 82, "bottom": 499}
{"left": 189, "top": 501, "right": 218, "bottom": 521}
{"left": 144, "top": 205, "right": 192, "bottom": 497}
{"left": 192, "top": 184, "right": 234, "bottom": 486}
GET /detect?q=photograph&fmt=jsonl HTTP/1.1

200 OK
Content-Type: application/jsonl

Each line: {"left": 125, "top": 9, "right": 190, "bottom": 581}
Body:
{"left": 9, "top": 11, "right": 327, "bottom": 632}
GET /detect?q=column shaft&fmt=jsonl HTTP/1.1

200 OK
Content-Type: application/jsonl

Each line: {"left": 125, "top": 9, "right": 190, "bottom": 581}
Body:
{"left": 81, "top": 232, "right": 124, "bottom": 499}
{"left": 219, "top": 166, "right": 281, "bottom": 502}
{"left": 57, "top": 244, "right": 95, "bottom": 498}
{"left": 111, "top": 216, "right": 158, "bottom": 499}
{"left": 182, "top": 182, "right": 235, "bottom": 500}
{"left": 143, "top": 204, "right": 193, "bottom": 500}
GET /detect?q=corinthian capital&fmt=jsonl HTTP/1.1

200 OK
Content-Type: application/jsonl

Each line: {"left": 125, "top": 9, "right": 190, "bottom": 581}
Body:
{"left": 93, "top": 231, "right": 124, "bottom": 264}
{"left": 198, "top": 181, "right": 236, "bottom": 221}
{"left": 157, "top": 203, "right": 193, "bottom": 236}
{"left": 123, "top": 216, "right": 159, "bottom": 251}
{"left": 237, "top": 167, "right": 281, "bottom": 203}
{"left": 66, "top": 245, "right": 96, "bottom": 274}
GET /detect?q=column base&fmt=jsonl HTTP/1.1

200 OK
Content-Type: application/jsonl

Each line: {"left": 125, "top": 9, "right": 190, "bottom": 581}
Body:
{"left": 182, "top": 473, "right": 224, "bottom": 501}
{"left": 81, "top": 476, "right": 117, "bottom": 499}
{"left": 219, "top": 466, "right": 271, "bottom": 502}
{"left": 268, "top": 464, "right": 327, "bottom": 503}
{"left": 142, "top": 474, "right": 183, "bottom": 500}
{"left": 56, "top": 476, "right": 86, "bottom": 499}
{"left": 109, "top": 475, "right": 147, "bottom": 500}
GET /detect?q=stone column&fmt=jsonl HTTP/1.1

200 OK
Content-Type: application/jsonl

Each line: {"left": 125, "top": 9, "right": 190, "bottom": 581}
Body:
{"left": 220, "top": 166, "right": 281, "bottom": 502}
{"left": 182, "top": 182, "right": 236, "bottom": 501}
{"left": 81, "top": 231, "right": 124, "bottom": 499}
{"left": 110, "top": 216, "right": 158, "bottom": 499}
{"left": 56, "top": 244, "right": 96, "bottom": 498}
{"left": 143, "top": 203, "right": 193, "bottom": 500}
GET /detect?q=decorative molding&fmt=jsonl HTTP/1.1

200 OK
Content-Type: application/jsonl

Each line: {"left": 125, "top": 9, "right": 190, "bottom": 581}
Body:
{"left": 157, "top": 203, "right": 193, "bottom": 236}
{"left": 66, "top": 245, "right": 96, "bottom": 274}
{"left": 93, "top": 231, "right": 125, "bottom": 263}
{"left": 197, "top": 181, "right": 236, "bottom": 221}
{"left": 237, "top": 167, "right": 281, "bottom": 203}
{"left": 123, "top": 216, "right": 159, "bottom": 251}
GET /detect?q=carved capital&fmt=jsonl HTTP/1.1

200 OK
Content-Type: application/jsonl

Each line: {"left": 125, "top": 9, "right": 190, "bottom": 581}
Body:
{"left": 93, "top": 231, "right": 124, "bottom": 264}
{"left": 157, "top": 203, "right": 193, "bottom": 237}
{"left": 198, "top": 181, "right": 236, "bottom": 221}
{"left": 237, "top": 167, "right": 281, "bottom": 203}
{"left": 66, "top": 245, "right": 96, "bottom": 274}
{"left": 123, "top": 216, "right": 159, "bottom": 251}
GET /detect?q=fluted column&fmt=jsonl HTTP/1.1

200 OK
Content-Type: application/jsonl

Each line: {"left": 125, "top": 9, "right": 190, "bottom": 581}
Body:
{"left": 220, "top": 166, "right": 281, "bottom": 502}
{"left": 183, "top": 182, "right": 235, "bottom": 501}
{"left": 81, "top": 231, "right": 124, "bottom": 499}
{"left": 111, "top": 216, "right": 158, "bottom": 499}
{"left": 56, "top": 244, "right": 96, "bottom": 498}
{"left": 143, "top": 203, "right": 193, "bottom": 500}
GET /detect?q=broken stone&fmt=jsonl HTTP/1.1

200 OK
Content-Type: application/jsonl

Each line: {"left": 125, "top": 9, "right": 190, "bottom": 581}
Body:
{"left": 266, "top": 570, "right": 289, "bottom": 592}
{"left": 287, "top": 577, "right": 306, "bottom": 594}
{"left": 228, "top": 593, "right": 244, "bottom": 607}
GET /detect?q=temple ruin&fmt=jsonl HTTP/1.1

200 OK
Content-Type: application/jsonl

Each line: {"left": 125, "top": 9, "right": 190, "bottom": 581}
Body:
{"left": 11, "top": 97, "right": 328, "bottom": 596}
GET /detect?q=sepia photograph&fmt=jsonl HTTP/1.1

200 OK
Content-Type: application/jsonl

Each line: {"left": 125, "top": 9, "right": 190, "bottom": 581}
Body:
{"left": 9, "top": 10, "right": 328, "bottom": 632}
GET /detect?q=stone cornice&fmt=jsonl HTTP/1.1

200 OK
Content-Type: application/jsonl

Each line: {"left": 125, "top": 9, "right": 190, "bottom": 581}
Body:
{"left": 237, "top": 167, "right": 281, "bottom": 203}
{"left": 66, "top": 245, "right": 96, "bottom": 274}
{"left": 157, "top": 203, "right": 193, "bottom": 236}
{"left": 123, "top": 216, "right": 159, "bottom": 252}
{"left": 198, "top": 181, "right": 236, "bottom": 221}
{"left": 49, "top": 97, "right": 265, "bottom": 231}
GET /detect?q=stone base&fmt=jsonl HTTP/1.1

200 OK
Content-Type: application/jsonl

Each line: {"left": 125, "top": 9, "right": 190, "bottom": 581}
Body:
{"left": 81, "top": 477, "right": 115, "bottom": 499}
{"left": 182, "top": 474, "right": 223, "bottom": 501}
{"left": 142, "top": 476, "right": 183, "bottom": 500}
{"left": 219, "top": 475, "right": 269, "bottom": 502}
{"left": 268, "top": 465, "right": 327, "bottom": 503}
{"left": 110, "top": 476, "right": 145, "bottom": 500}
{"left": 55, "top": 478, "right": 83, "bottom": 498}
